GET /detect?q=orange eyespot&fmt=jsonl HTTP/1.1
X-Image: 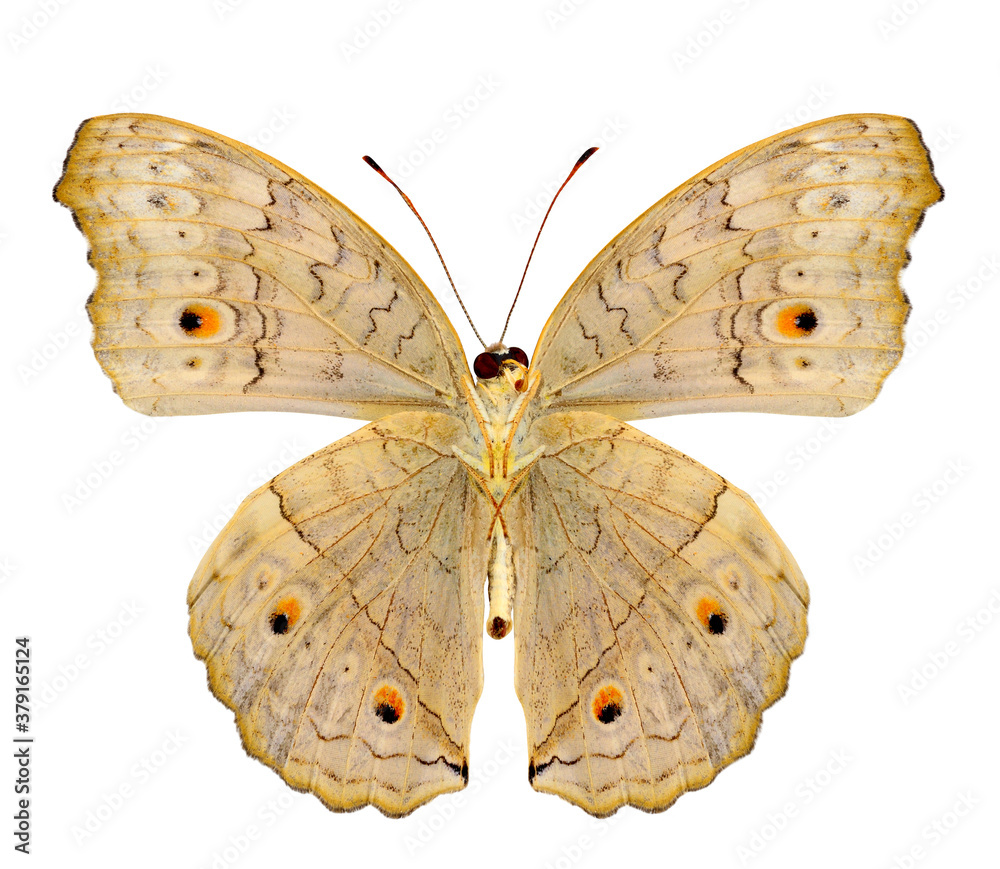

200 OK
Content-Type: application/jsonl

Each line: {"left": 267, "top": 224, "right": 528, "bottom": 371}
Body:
{"left": 373, "top": 685, "right": 405, "bottom": 724}
{"left": 178, "top": 303, "right": 221, "bottom": 338}
{"left": 696, "top": 597, "right": 728, "bottom": 635}
{"left": 592, "top": 685, "right": 624, "bottom": 724}
{"left": 268, "top": 597, "right": 301, "bottom": 635}
{"left": 776, "top": 304, "right": 819, "bottom": 338}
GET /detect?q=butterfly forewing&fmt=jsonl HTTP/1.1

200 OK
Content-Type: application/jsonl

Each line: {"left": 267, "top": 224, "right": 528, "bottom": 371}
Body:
{"left": 54, "top": 114, "right": 470, "bottom": 420}
{"left": 530, "top": 114, "right": 942, "bottom": 419}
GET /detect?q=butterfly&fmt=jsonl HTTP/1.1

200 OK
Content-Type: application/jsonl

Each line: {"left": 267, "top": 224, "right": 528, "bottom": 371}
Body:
{"left": 55, "top": 113, "right": 941, "bottom": 817}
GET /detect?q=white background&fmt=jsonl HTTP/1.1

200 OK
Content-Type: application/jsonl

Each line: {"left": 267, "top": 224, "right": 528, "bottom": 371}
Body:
{"left": 3, "top": 0, "right": 996, "bottom": 866}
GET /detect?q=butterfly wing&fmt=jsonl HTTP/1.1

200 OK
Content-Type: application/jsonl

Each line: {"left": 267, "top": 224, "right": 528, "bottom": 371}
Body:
{"left": 188, "top": 412, "right": 487, "bottom": 815}
{"left": 511, "top": 412, "right": 808, "bottom": 815}
{"left": 531, "top": 114, "right": 942, "bottom": 419}
{"left": 54, "top": 114, "right": 468, "bottom": 419}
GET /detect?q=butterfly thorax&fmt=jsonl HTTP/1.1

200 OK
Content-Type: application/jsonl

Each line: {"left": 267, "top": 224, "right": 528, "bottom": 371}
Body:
{"left": 454, "top": 361, "right": 543, "bottom": 502}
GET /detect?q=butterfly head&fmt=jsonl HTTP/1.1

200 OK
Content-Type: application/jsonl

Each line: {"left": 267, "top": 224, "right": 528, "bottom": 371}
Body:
{"left": 473, "top": 345, "right": 529, "bottom": 393}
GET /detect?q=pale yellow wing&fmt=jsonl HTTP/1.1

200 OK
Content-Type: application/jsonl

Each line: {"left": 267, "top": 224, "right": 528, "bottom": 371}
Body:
{"left": 187, "top": 412, "right": 487, "bottom": 816}
{"left": 55, "top": 114, "right": 468, "bottom": 419}
{"left": 511, "top": 412, "right": 808, "bottom": 815}
{"left": 531, "top": 114, "right": 942, "bottom": 419}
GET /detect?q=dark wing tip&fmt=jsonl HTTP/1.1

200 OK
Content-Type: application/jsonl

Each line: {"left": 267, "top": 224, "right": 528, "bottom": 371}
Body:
{"left": 53, "top": 117, "right": 93, "bottom": 203}
{"left": 905, "top": 117, "right": 945, "bottom": 204}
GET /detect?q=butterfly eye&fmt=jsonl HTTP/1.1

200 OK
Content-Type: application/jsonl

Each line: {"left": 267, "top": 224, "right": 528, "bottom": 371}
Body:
{"left": 506, "top": 346, "right": 529, "bottom": 367}
{"left": 473, "top": 352, "right": 501, "bottom": 379}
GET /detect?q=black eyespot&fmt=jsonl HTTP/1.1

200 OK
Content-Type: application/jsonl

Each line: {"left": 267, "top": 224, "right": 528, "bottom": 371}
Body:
{"left": 707, "top": 613, "right": 727, "bottom": 635}
{"left": 794, "top": 310, "right": 818, "bottom": 333}
{"left": 473, "top": 352, "right": 501, "bottom": 379}
{"left": 179, "top": 309, "right": 203, "bottom": 333}
{"left": 270, "top": 613, "right": 289, "bottom": 634}
{"left": 597, "top": 701, "right": 622, "bottom": 724}
{"left": 375, "top": 702, "right": 399, "bottom": 723}
{"left": 506, "top": 346, "right": 529, "bottom": 367}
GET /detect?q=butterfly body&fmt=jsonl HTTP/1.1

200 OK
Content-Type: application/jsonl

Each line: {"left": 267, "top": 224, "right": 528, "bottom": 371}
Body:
{"left": 56, "top": 112, "right": 940, "bottom": 817}
{"left": 453, "top": 360, "right": 539, "bottom": 639}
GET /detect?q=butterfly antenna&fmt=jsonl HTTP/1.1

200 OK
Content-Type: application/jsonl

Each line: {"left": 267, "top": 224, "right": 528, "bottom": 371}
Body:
{"left": 498, "top": 146, "right": 599, "bottom": 344}
{"left": 363, "top": 155, "right": 488, "bottom": 349}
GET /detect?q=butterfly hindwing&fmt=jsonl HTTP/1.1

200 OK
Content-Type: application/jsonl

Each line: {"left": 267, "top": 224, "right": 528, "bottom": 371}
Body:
{"left": 511, "top": 411, "right": 808, "bottom": 815}
{"left": 187, "top": 412, "right": 485, "bottom": 816}
{"left": 55, "top": 114, "right": 469, "bottom": 420}
{"left": 530, "top": 114, "right": 942, "bottom": 419}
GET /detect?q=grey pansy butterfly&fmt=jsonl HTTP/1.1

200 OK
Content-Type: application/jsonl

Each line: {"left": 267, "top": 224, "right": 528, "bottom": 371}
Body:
{"left": 55, "top": 113, "right": 941, "bottom": 816}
